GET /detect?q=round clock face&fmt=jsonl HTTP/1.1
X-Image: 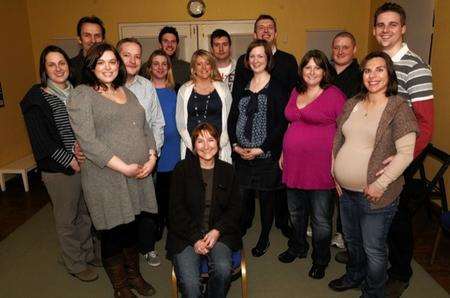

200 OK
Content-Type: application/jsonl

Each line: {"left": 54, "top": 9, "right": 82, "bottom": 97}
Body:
{"left": 188, "top": 0, "right": 205, "bottom": 18}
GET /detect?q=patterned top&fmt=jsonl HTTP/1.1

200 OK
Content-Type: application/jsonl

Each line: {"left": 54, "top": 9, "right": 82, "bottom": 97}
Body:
{"left": 236, "top": 84, "right": 271, "bottom": 159}
{"left": 391, "top": 43, "right": 433, "bottom": 104}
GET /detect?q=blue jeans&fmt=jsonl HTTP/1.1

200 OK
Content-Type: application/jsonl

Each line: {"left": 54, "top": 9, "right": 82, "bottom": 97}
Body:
{"left": 340, "top": 189, "right": 397, "bottom": 298}
{"left": 173, "top": 242, "right": 232, "bottom": 298}
{"left": 286, "top": 189, "right": 333, "bottom": 266}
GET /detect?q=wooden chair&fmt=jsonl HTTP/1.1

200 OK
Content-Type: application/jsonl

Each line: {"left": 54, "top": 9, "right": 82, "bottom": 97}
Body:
{"left": 403, "top": 144, "right": 449, "bottom": 265}
{"left": 171, "top": 249, "right": 248, "bottom": 298}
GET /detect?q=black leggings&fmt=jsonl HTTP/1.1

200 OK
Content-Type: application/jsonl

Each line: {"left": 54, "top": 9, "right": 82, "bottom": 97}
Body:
{"left": 240, "top": 188, "right": 275, "bottom": 243}
{"left": 100, "top": 220, "right": 138, "bottom": 259}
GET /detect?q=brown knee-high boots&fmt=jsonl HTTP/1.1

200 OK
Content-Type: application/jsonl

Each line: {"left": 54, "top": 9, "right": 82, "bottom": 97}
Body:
{"left": 103, "top": 254, "right": 137, "bottom": 298}
{"left": 123, "top": 246, "right": 156, "bottom": 296}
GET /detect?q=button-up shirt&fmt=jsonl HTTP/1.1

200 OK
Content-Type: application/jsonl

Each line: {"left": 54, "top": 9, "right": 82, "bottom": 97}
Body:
{"left": 127, "top": 75, "right": 165, "bottom": 154}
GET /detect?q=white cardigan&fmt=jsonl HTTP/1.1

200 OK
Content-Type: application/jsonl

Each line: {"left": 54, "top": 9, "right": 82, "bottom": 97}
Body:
{"left": 176, "top": 80, "right": 232, "bottom": 163}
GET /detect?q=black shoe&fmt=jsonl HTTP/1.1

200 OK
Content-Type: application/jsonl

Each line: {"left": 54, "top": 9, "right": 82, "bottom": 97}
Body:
{"left": 251, "top": 241, "right": 270, "bottom": 257}
{"left": 385, "top": 277, "right": 409, "bottom": 298}
{"left": 278, "top": 249, "right": 307, "bottom": 263}
{"left": 308, "top": 265, "right": 326, "bottom": 279}
{"left": 328, "top": 275, "right": 361, "bottom": 292}
{"left": 280, "top": 226, "right": 293, "bottom": 238}
{"left": 335, "top": 250, "right": 349, "bottom": 264}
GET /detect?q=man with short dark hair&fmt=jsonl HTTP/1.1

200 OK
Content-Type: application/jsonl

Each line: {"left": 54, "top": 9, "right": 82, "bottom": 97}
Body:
{"left": 331, "top": 31, "right": 362, "bottom": 99}
{"left": 70, "top": 16, "right": 105, "bottom": 86}
{"left": 210, "top": 29, "right": 236, "bottom": 91}
{"left": 140, "top": 26, "right": 190, "bottom": 90}
{"left": 373, "top": 3, "right": 434, "bottom": 297}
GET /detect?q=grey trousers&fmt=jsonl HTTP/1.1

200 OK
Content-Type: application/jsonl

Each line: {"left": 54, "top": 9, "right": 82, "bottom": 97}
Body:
{"left": 42, "top": 172, "right": 95, "bottom": 274}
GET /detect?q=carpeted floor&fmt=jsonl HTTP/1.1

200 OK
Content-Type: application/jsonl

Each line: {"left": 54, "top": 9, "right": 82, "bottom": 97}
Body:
{"left": 0, "top": 202, "right": 448, "bottom": 298}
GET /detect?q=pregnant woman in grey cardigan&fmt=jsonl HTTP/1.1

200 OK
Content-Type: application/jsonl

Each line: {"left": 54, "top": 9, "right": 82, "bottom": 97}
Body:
{"left": 68, "top": 43, "right": 157, "bottom": 298}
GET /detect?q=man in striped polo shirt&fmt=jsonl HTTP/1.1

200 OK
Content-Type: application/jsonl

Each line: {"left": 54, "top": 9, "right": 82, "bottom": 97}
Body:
{"left": 373, "top": 2, "right": 434, "bottom": 297}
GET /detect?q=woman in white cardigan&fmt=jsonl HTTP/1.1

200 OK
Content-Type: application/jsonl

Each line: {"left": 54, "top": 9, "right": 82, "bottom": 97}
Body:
{"left": 176, "top": 49, "right": 232, "bottom": 163}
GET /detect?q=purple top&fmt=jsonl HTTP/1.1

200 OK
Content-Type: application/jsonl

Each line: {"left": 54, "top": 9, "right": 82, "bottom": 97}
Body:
{"left": 282, "top": 86, "right": 345, "bottom": 189}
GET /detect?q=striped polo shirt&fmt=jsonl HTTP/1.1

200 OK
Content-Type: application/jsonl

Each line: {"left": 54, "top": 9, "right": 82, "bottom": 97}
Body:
{"left": 391, "top": 43, "right": 433, "bottom": 105}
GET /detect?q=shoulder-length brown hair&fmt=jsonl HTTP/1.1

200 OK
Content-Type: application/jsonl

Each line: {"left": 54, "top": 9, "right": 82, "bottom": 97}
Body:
{"left": 146, "top": 49, "right": 175, "bottom": 89}
{"left": 357, "top": 51, "right": 398, "bottom": 99}
{"left": 190, "top": 49, "right": 222, "bottom": 82}
{"left": 83, "top": 43, "right": 127, "bottom": 90}
{"left": 244, "top": 39, "right": 274, "bottom": 72}
{"left": 296, "top": 49, "right": 332, "bottom": 93}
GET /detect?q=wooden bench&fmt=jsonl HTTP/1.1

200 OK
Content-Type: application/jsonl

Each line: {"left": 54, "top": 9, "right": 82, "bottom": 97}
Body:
{"left": 0, "top": 155, "right": 37, "bottom": 192}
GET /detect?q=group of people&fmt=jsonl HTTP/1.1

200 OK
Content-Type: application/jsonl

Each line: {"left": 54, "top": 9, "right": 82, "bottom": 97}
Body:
{"left": 20, "top": 2, "right": 434, "bottom": 298}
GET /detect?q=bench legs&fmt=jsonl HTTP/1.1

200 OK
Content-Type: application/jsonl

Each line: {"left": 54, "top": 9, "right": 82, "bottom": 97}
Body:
{"left": 0, "top": 173, "right": 5, "bottom": 192}
{"left": 20, "top": 170, "right": 30, "bottom": 192}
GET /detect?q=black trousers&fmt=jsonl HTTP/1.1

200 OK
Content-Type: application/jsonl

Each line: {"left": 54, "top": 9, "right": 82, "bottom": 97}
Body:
{"left": 155, "top": 171, "right": 173, "bottom": 237}
{"left": 100, "top": 220, "right": 138, "bottom": 259}
{"left": 137, "top": 212, "right": 157, "bottom": 255}
{"left": 387, "top": 157, "right": 424, "bottom": 283}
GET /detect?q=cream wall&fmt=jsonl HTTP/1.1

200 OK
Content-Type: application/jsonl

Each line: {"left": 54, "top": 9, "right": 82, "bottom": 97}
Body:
{"left": 26, "top": 0, "right": 371, "bottom": 71}
{"left": 0, "top": 0, "right": 36, "bottom": 166}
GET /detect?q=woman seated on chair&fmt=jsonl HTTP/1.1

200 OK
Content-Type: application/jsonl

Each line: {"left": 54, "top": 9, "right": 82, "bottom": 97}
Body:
{"left": 167, "top": 122, "right": 242, "bottom": 298}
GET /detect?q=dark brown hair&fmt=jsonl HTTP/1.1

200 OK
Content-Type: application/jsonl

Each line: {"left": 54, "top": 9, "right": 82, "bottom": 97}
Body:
{"left": 296, "top": 49, "right": 332, "bottom": 93}
{"left": 83, "top": 43, "right": 127, "bottom": 89}
{"left": 244, "top": 39, "right": 273, "bottom": 72}
{"left": 358, "top": 51, "right": 398, "bottom": 98}
{"left": 191, "top": 122, "right": 221, "bottom": 157}
{"left": 374, "top": 2, "right": 406, "bottom": 26}
{"left": 76, "top": 15, "right": 105, "bottom": 38}
{"left": 39, "top": 45, "right": 71, "bottom": 87}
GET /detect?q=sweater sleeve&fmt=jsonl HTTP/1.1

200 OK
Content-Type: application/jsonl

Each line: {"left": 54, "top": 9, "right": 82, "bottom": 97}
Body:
{"left": 22, "top": 105, "right": 73, "bottom": 168}
{"left": 260, "top": 82, "right": 289, "bottom": 153}
{"left": 175, "top": 86, "right": 193, "bottom": 152}
{"left": 67, "top": 87, "right": 114, "bottom": 168}
{"left": 411, "top": 100, "right": 434, "bottom": 158}
{"left": 374, "top": 133, "right": 416, "bottom": 190}
{"left": 147, "top": 83, "right": 165, "bottom": 154}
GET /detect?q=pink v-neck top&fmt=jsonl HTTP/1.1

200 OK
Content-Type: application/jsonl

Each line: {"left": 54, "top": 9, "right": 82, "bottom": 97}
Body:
{"left": 282, "top": 86, "right": 346, "bottom": 189}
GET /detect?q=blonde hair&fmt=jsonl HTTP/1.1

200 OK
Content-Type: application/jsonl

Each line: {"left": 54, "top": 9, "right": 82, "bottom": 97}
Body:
{"left": 190, "top": 49, "right": 222, "bottom": 82}
{"left": 146, "top": 49, "right": 175, "bottom": 89}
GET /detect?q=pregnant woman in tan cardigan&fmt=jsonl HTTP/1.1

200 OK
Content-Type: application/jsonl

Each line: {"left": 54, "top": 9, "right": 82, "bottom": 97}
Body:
{"left": 328, "top": 51, "right": 418, "bottom": 298}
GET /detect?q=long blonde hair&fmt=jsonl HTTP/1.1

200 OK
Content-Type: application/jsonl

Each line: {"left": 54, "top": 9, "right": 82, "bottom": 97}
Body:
{"left": 190, "top": 49, "right": 222, "bottom": 82}
{"left": 146, "top": 49, "right": 175, "bottom": 89}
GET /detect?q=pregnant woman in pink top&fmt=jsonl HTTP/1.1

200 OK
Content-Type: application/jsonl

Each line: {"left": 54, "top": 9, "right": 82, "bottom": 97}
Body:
{"left": 279, "top": 50, "right": 345, "bottom": 279}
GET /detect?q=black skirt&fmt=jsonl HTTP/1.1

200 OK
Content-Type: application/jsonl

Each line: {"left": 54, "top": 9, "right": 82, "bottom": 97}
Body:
{"left": 234, "top": 157, "right": 282, "bottom": 191}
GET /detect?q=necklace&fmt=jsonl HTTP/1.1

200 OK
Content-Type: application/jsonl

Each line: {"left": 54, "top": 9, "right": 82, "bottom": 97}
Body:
{"left": 193, "top": 91, "right": 211, "bottom": 124}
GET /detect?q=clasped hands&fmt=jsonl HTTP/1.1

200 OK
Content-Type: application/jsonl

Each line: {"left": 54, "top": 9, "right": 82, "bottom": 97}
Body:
{"left": 123, "top": 153, "right": 157, "bottom": 179}
{"left": 234, "top": 145, "right": 263, "bottom": 160}
{"left": 194, "top": 229, "right": 220, "bottom": 255}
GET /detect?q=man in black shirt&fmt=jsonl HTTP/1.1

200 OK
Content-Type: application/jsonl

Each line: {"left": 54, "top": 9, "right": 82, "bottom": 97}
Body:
{"left": 232, "top": 15, "right": 298, "bottom": 101}
{"left": 69, "top": 16, "right": 106, "bottom": 86}
{"left": 330, "top": 31, "right": 361, "bottom": 99}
